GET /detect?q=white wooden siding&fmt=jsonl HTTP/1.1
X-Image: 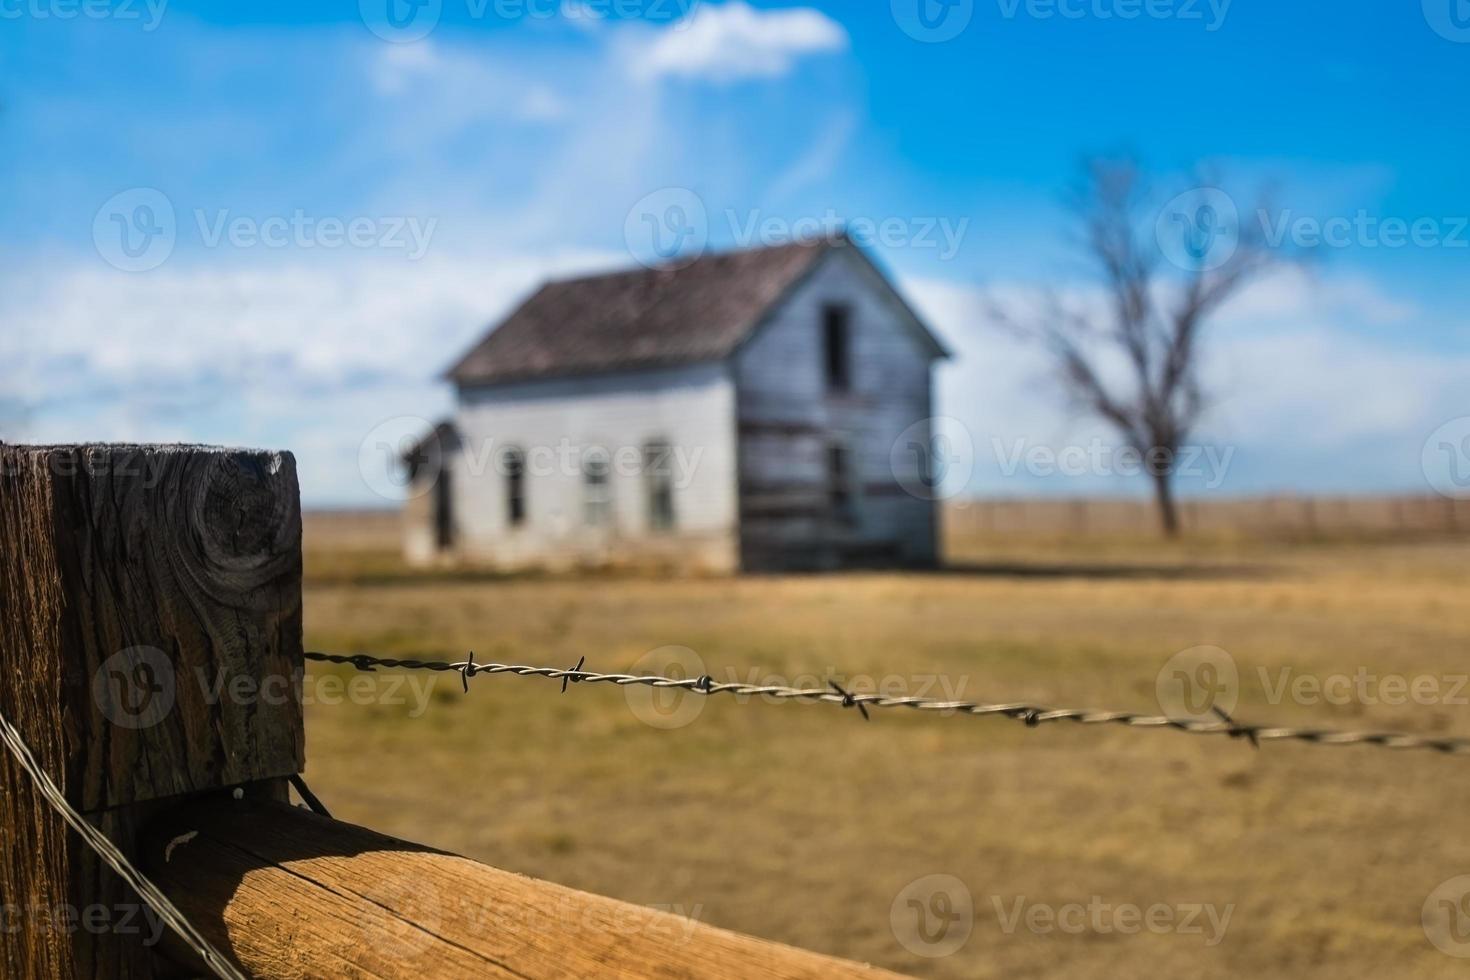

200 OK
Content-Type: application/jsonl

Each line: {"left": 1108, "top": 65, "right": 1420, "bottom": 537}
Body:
{"left": 732, "top": 249, "right": 939, "bottom": 569}
{"left": 435, "top": 363, "right": 740, "bottom": 572}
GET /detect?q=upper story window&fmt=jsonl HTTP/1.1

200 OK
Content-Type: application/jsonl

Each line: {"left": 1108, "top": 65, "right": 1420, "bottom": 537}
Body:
{"left": 583, "top": 448, "right": 612, "bottom": 527}
{"left": 502, "top": 447, "right": 526, "bottom": 527}
{"left": 644, "top": 440, "right": 676, "bottom": 532}
{"left": 823, "top": 304, "right": 852, "bottom": 393}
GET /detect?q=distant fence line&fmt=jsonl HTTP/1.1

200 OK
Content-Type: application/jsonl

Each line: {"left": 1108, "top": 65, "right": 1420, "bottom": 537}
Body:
{"left": 946, "top": 495, "right": 1469, "bottom": 540}
{"left": 306, "top": 496, "right": 1470, "bottom": 547}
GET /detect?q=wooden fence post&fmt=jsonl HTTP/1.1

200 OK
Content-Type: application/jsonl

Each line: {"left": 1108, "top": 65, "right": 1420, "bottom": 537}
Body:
{"left": 0, "top": 445, "right": 305, "bottom": 978}
{"left": 2, "top": 444, "right": 899, "bottom": 979}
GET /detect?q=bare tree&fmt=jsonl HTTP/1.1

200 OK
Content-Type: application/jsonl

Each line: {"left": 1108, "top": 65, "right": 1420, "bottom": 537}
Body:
{"left": 992, "top": 159, "right": 1286, "bottom": 538}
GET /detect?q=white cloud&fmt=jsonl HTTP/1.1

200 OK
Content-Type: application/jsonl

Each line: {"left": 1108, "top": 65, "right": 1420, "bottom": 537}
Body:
{"left": 631, "top": 1, "right": 848, "bottom": 82}
{"left": 0, "top": 249, "right": 622, "bottom": 503}
{"left": 372, "top": 41, "right": 569, "bottom": 122}
{"left": 1217, "top": 265, "right": 1418, "bottom": 326}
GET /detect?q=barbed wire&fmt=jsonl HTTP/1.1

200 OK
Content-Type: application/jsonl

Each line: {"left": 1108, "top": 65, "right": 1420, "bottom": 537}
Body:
{"left": 303, "top": 651, "right": 1470, "bottom": 757}
{"left": 0, "top": 705, "right": 246, "bottom": 980}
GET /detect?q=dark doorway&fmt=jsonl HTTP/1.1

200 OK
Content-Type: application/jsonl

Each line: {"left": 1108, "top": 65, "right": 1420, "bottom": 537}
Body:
{"left": 433, "top": 466, "right": 454, "bottom": 550}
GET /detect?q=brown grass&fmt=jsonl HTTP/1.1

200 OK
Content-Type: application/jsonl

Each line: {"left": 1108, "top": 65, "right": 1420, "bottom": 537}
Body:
{"left": 300, "top": 511, "right": 1470, "bottom": 979}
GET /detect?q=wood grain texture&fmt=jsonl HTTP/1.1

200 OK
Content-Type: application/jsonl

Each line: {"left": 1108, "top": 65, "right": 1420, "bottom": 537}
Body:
{"left": 1, "top": 446, "right": 76, "bottom": 978}
{"left": 143, "top": 798, "right": 908, "bottom": 980}
{"left": 49, "top": 446, "right": 305, "bottom": 810}
{"left": 0, "top": 445, "right": 306, "bottom": 979}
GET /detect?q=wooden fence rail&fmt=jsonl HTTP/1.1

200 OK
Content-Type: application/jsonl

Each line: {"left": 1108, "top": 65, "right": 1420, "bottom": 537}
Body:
{"left": 0, "top": 445, "right": 893, "bottom": 979}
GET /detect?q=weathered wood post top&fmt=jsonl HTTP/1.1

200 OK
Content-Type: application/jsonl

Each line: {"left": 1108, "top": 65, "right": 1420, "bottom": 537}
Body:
{"left": 0, "top": 444, "right": 305, "bottom": 977}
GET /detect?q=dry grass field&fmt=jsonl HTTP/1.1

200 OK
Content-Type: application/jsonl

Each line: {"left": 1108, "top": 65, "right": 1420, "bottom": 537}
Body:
{"left": 299, "top": 510, "right": 1470, "bottom": 979}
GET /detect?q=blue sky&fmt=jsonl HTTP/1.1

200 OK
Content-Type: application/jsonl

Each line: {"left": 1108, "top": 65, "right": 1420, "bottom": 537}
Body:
{"left": 2, "top": 0, "right": 1467, "bottom": 504}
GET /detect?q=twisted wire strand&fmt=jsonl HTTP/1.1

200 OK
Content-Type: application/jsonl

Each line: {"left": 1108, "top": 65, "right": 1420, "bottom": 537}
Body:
{"left": 303, "top": 651, "right": 1470, "bottom": 757}
{"left": 0, "top": 705, "right": 247, "bottom": 980}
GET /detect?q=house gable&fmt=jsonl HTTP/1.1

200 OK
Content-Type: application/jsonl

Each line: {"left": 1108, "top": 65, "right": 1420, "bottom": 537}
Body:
{"left": 729, "top": 241, "right": 944, "bottom": 570}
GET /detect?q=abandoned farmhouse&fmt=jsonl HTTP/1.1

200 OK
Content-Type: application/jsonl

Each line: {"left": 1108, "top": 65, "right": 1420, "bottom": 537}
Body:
{"left": 404, "top": 235, "right": 950, "bottom": 572}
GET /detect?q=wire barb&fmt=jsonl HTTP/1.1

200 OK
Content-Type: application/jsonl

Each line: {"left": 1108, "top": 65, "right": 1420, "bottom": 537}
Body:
{"left": 828, "top": 680, "right": 870, "bottom": 721}
{"left": 562, "top": 655, "right": 586, "bottom": 693}
{"left": 1212, "top": 705, "right": 1260, "bottom": 749}
{"left": 302, "top": 651, "right": 1470, "bottom": 759}
{"left": 460, "top": 650, "right": 477, "bottom": 693}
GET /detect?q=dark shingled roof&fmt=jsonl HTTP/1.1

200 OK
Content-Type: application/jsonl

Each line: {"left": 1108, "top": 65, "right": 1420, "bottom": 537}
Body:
{"left": 447, "top": 237, "right": 934, "bottom": 386}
